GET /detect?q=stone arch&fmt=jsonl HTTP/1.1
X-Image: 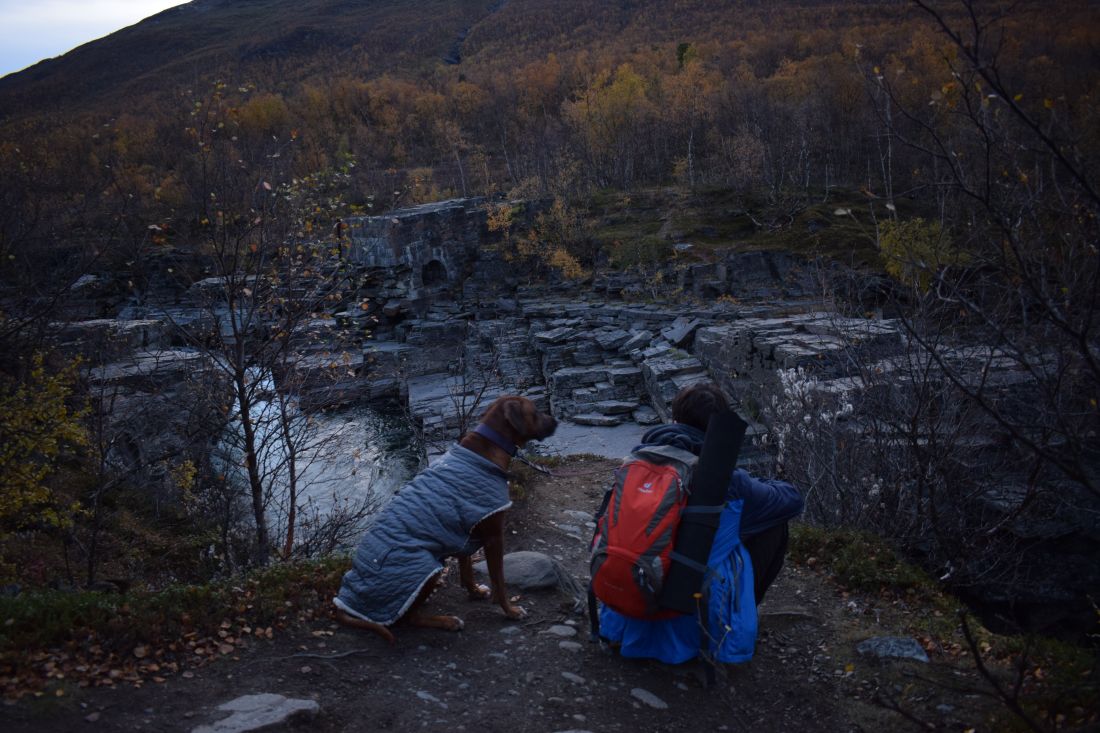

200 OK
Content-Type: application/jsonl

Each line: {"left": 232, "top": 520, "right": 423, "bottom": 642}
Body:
{"left": 422, "top": 259, "right": 448, "bottom": 286}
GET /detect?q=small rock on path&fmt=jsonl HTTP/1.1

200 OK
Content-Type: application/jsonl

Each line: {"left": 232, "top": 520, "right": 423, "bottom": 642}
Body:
{"left": 190, "top": 693, "right": 319, "bottom": 733}
{"left": 630, "top": 688, "right": 669, "bottom": 710}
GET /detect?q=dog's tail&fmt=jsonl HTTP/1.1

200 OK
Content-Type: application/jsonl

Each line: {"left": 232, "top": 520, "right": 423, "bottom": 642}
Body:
{"left": 335, "top": 608, "right": 397, "bottom": 645}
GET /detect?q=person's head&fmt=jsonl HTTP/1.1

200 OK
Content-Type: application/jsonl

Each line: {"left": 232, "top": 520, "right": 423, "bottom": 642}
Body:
{"left": 670, "top": 382, "right": 729, "bottom": 432}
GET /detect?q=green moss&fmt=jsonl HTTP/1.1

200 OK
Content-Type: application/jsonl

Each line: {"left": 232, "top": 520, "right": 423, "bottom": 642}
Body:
{"left": 606, "top": 238, "right": 672, "bottom": 269}
{"left": 575, "top": 185, "right": 904, "bottom": 272}
{"left": 790, "top": 524, "right": 933, "bottom": 593}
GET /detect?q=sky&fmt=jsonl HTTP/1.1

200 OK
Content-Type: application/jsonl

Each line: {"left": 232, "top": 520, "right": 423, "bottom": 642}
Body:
{"left": 0, "top": 0, "right": 189, "bottom": 78}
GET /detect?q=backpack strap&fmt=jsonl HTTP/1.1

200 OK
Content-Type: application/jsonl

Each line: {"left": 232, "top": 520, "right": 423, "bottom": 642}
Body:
{"left": 587, "top": 585, "right": 601, "bottom": 642}
{"left": 631, "top": 444, "right": 699, "bottom": 467}
{"left": 667, "top": 551, "right": 708, "bottom": 574}
{"left": 592, "top": 485, "right": 614, "bottom": 523}
{"left": 680, "top": 505, "right": 725, "bottom": 516}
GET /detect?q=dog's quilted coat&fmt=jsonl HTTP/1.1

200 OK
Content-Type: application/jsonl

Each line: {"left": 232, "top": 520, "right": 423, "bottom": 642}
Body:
{"left": 334, "top": 445, "right": 512, "bottom": 625}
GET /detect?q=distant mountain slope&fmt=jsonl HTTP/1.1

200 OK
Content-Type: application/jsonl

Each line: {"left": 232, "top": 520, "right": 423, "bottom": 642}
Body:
{"left": 2, "top": 0, "right": 938, "bottom": 123}
{"left": 0, "top": 0, "right": 491, "bottom": 120}
{"left": 3, "top": 0, "right": 1088, "bottom": 131}
{"left": 0, "top": 0, "right": 1091, "bottom": 223}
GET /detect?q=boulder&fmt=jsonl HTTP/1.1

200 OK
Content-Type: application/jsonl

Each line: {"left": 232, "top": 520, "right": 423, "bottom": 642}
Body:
{"left": 660, "top": 317, "right": 703, "bottom": 348}
{"left": 619, "top": 330, "right": 654, "bottom": 354}
{"left": 473, "top": 550, "right": 560, "bottom": 589}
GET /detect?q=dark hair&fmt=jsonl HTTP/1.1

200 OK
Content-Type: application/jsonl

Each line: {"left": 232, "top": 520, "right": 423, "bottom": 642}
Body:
{"left": 671, "top": 382, "right": 729, "bottom": 431}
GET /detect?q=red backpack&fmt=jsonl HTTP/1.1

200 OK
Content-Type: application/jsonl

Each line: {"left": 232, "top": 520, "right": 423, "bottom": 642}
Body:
{"left": 590, "top": 445, "right": 698, "bottom": 619}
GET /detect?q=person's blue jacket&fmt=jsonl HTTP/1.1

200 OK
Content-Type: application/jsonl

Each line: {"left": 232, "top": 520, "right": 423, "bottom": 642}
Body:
{"left": 597, "top": 423, "right": 803, "bottom": 664}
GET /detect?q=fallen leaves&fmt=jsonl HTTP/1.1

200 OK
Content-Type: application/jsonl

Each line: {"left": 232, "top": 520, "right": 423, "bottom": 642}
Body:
{"left": 1, "top": 629, "right": 248, "bottom": 699}
{"left": 1, "top": 561, "right": 345, "bottom": 701}
{"left": 1, "top": 612, "right": 303, "bottom": 700}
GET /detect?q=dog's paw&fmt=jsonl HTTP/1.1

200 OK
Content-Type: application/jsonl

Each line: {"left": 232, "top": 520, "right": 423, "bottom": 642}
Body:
{"left": 440, "top": 615, "right": 465, "bottom": 632}
{"left": 503, "top": 604, "right": 528, "bottom": 620}
{"left": 467, "top": 583, "right": 491, "bottom": 600}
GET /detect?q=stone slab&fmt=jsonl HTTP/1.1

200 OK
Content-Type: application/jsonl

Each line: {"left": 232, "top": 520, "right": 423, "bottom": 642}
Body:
{"left": 191, "top": 693, "right": 319, "bottom": 733}
{"left": 571, "top": 413, "right": 624, "bottom": 427}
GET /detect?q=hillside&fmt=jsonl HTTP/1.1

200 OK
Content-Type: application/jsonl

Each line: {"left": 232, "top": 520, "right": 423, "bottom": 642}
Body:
{"left": 3, "top": 0, "right": 1092, "bottom": 128}
{"left": 2, "top": 0, "right": 1094, "bottom": 269}
{"left": 0, "top": 0, "right": 490, "bottom": 119}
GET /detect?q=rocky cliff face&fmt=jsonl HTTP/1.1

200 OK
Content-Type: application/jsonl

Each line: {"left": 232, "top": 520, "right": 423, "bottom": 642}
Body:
{"left": 48, "top": 196, "right": 1099, "bottom": 632}
{"left": 343, "top": 198, "right": 487, "bottom": 318}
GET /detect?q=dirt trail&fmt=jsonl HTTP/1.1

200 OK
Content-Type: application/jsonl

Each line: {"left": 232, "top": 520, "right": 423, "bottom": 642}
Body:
{"left": 6, "top": 458, "right": 1001, "bottom": 732}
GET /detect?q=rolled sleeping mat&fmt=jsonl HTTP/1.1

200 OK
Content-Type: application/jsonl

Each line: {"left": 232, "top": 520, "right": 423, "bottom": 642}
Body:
{"left": 657, "top": 409, "right": 747, "bottom": 615}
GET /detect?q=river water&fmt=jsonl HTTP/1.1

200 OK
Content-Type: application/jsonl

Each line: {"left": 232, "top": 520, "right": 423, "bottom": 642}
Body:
{"left": 215, "top": 369, "right": 418, "bottom": 552}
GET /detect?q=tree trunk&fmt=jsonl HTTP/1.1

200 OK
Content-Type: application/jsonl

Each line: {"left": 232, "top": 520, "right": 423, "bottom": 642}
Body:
{"left": 235, "top": 368, "right": 270, "bottom": 566}
{"left": 279, "top": 395, "right": 298, "bottom": 559}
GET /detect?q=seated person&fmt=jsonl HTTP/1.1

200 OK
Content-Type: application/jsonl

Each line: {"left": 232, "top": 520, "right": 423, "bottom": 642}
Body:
{"left": 597, "top": 382, "right": 804, "bottom": 664}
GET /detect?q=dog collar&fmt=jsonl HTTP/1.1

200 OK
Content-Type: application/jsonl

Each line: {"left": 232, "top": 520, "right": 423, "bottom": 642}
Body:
{"left": 473, "top": 423, "right": 517, "bottom": 457}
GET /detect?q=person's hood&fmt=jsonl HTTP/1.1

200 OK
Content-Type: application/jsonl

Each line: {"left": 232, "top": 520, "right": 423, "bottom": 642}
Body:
{"left": 638, "top": 423, "right": 704, "bottom": 454}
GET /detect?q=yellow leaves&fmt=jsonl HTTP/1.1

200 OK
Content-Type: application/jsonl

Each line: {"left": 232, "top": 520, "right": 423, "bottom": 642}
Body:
{"left": 547, "top": 247, "right": 587, "bottom": 280}
{"left": 236, "top": 93, "right": 291, "bottom": 138}
{"left": 879, "top": 218, "right": 968, "bottom": 292}
{"left": 169, "top": 460, "right": 197, "bottom": 494}
{"left": 0, "top": 354, "right": 88, "bottom": 530}
{"left": 487, "top": 202, "right": 516, "bottom": 234}
{"left": 562, "top": 63, "right": 654, "bottom": 156}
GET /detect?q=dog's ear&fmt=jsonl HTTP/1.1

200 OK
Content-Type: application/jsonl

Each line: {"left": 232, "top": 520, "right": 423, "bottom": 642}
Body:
{"left": 501, "top": 398, "right": 529, "bottom": 436}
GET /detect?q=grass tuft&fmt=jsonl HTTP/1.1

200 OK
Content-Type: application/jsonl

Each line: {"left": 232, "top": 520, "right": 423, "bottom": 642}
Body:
{"left": 0, "top": 557, "right": 349, "bottom": 654}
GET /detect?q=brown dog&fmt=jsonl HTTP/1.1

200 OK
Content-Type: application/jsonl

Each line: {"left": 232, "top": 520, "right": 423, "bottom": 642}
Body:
{"left": 334, "top": 395, "right": 557, "bottom": 642}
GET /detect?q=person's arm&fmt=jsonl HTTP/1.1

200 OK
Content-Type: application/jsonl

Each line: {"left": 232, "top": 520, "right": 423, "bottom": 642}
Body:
{"left": 727, "top": 468, "right": 804, "bottom": 538}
